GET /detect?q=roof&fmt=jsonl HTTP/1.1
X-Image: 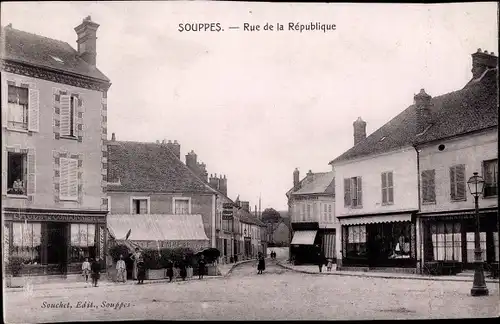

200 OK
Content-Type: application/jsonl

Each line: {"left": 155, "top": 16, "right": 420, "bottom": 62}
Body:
{"left": 330, "top": 68, "right": 498, "bottom": 164}
{"left": 107, "top": 214, "right": 209, "bottom": 241}
{"left": 107, "top": 141, "right": 217, "bottom": 194}
{"left": 1, "top": 26, "right": 109, "bottom": 82}
{"left": 237, "top": 208, "right": 266, "bottom": 227}
{"left": 292, "top": 172, "right": 335, "bottom": 196}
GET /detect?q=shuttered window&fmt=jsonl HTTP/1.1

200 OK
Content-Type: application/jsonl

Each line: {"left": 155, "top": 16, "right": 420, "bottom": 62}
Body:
{"left": 483, "top": 159, "right": 498, "bottom": 197}
{"left": 60, "top": 95, "right": 77, "bottom": 137}
{"left": 422, "top": 169, "right": 436, "bottom": 203}
{"left": 381, "top": 171, "right": 394, "bottom": 204}
{"left": 60, "top": 157, "right": 78, "bottom": 200}
{"left": 344, "top": 178, "right": 351, "bottom": 207}
{"left": 174, "top": 198, "right": 190, "bottom": 214}
{"left": 344, "top": 177, "right": 362, "bottom": 207}
{"left": 450, "top": 164, "right": 466, "bottom": 201}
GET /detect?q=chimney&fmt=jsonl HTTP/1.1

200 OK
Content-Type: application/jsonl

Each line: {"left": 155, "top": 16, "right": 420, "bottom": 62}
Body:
{"left": 471, "top": 48, "right": 498, "bottom": 79}
{"left": 111, "top": 133, "right": 116, "bottom": 141}
{"left": 414, "top": 89, "right": 432, "bottom": 135}
{"left": 74, "top": 16, "right": 99, "bottom": 66}
{"left": 166, "top": 140, "right": 181, "bottom": 159}
{"left": 293, "top": 168, "right": 300, "bottom": 190}
{"left": 185, "top": 150, "right": 197, "bottom": 170}
{"left": 307, "top": 170, "right": 313, "bottom": 177}
{"left": 353, "top": 117, "right": 367, "bottom": 146}
{"left": 198, "top": 162, "right": 208, "bottom": 183}
{"left": 241, "top": 201, "right": 250, "bottom": 212}
{"left": 209, "top": 174, "right": 219, "bottom": 191}
{"left": 156, "top": 140, "right": 160, "bottom": 144}
{"left": 219, "top": 174, "right": 227, "bottom": 196}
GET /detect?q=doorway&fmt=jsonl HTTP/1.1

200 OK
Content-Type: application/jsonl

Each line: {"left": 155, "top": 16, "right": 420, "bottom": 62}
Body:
{"left": 46, "top": 222, "right": 68, "bottom": 273}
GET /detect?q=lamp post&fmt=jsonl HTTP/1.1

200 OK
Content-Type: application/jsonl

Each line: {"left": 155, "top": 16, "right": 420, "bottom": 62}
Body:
{"left": 466, "top": 172, "right": 489, "bottom": 297}
{"left": 244, "top": 229, "right": 247, "bottom": 259}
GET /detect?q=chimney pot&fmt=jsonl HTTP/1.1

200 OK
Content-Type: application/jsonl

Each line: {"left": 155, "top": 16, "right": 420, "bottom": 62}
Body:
{"left": 293, "top": 168, "right": 300, "bottom": 190}
{"left": 477, "top": 48, "right": 482, "bottom": 53}
{"left": 471, "top": 49, "right": 497, "bottom": 78}
{"left": 111, "top": 133, "right": 116, "bottom": 141}
{"left": 174, "top": 140, "right": 178, "bottom": 144}
{"left": 168, "top": 140, "right": 172, "bottom": 144}
{"left": 7, "top": 23, "right": 12, "bottom": 28}
{"left": 74, "top": 16, "right": 100, "bottom": 66}
{"left": 162, "top": 140, "right": 166, "bottom": 144}
{"left": 353, "top": 117, "right": 367, "bottom": 146}
{"left": 156, "top": 140, "right": 160, "bottom": 144}
{"left": 415, "top": 88, "right": 432, "bottom": 134}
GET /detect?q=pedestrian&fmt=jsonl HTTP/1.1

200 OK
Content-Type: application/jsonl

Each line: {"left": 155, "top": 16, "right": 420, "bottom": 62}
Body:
{"left": 91, "top": 257, "right": 101, "bottom": 287}
{"left": 179, "top": 255, "right": 188, "bottom": 281}
{"left": 326, "top": 258, "right": 333, "bottom": 272}
{"left": 81, "top": 257, "right": 91, "bottom": 284}
{"left": 130, "top": 247, "right": 142, "bottom": 280}
{"left": 198, "top": 255, "right": 206, "bottom": 280}
{"left": 116, "top": 254, "right": 126, "bottom": 283}
{"left": 257, "top": 252, "right": 265, "bottom": 274}
{"left": 317, "top": 250, "right": 325, "bottom": 273}
{"left": 136, "top": 260, "right": 146, "bottom": 284}
{"left": 166, "top": 259, "right": 174, "bottom": 282}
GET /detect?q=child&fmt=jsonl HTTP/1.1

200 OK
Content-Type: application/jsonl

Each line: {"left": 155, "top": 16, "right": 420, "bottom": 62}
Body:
{"left": 82, "top": 258, "right": 91, "bottom": 284}
{"left": 326, "top": 258, "right": 333, "bottom": 272}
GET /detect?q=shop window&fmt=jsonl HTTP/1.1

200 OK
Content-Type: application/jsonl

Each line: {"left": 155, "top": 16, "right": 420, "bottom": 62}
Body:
{"left": 7, "top": 85, "right": 29, "bottom": 130}
{"left": 483, "top": 159, "right": 498, "bottom": 197}
{"left": 431, "top": 222, "right": 462, "bottom": 261}
{"left": 387, "top": 222, "right": 412, "bottom": 259}
{"left": 12, "top": 222, "right": 41, "bottom": 264}
{"left": 421, "top": 170, "right": 436, "bottom": 203}
{"left": 346, "top": 225, "right": 366, "bottom": 257}
{"left": 7, "top": 152, "right": 27, "bottom": 195}
{"left": 466, "top": 232, "right": 487, "bottom": 263}
{"left": 70, "top": 224, "right": 96, "bottom": 262}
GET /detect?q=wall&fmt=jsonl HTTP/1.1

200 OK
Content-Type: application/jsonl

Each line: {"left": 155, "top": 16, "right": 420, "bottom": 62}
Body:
{"left": 290, "top": 196, "right": 336, "bottom": 228}
{"left": 2, "top": 71, "right": 106, "bottom": 211}
{"left": 333, "top": 147, "right": 419, "bottom": 217}
{"left": 419, "top": 129, "right": 498, "bottom": 212}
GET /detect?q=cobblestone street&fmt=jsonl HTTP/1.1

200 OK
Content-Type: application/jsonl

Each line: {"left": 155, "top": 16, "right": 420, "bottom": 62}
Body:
{"left": 4, "top": 260, "right": 499, "bottom": 322}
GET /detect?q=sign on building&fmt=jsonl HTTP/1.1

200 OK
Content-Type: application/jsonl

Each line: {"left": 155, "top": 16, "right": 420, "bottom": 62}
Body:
{"left": 222, "top": 203, "right": 233, "bottom": 220}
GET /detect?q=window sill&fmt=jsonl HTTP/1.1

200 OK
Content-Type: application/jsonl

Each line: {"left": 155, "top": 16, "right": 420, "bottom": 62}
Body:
{"left": 382, "top": 202, "right": 394, "bottom": 206}
{"left": 422, "top": 201, "right": 436, "bottom": 205}
{"left": 60, "top": 197, "right": 78, "bottom": 202}
{"left": 347, "top": 205, "right": 363, "bottom": 209}
{"left": 6, "top": 127, "right": 29, "bottom": 134}
{"left": 6, "top": 194, "right": 28, "bottom": 199}
{"left": 450, "top": 198, "right": 467, "bottom": 203}
{"left": 60, "top": 135, "right": 78, "bottom": 141}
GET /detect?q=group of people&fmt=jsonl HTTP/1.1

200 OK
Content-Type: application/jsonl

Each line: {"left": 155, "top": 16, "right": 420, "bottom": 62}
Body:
{"left": 269, "top": 250, "right": 277, "bottom": 260}
{"left": 81, "top": 257, "right": 102, "bottom": 287}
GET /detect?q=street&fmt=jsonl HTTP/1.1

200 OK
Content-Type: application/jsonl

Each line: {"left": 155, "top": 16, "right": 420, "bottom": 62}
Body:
{"left": 4, "top": 260, "right": 499, "bottom": 322}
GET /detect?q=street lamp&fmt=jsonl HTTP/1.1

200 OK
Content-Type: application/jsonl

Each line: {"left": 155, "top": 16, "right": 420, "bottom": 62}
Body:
{"left": 466, "top": 172, "right": 489, "bottom": 297}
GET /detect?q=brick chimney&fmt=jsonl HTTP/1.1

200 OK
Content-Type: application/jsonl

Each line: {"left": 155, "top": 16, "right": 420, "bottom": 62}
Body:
{"left": 185, "top": 150, "right": 197, "bottom": 170}
{"left": 166, "top": 140, "right": 181, "bottom": 159}
{"left": 209, "top": 174, "right": 219, "bottom": 191}
{"left": 241, "top": 201, "right": 250, "bottom": 212}
{"left": 74, "top": 16, "right": 99, "bottom": 66}
{"left": 471, "top": 48, "right": 497, "bottom": 79}
{"left": 218, "top": 174, "right": 227, "bottom": 196}
{"left": 414, "top": 89, "right": 432, "bottom": 135}
{"left": 198, "top": 162, "right": 208, "bottom": 183}
{"left": 353, "top": 117, "right": 366, "bottom": 146}
{"left": 293, "top": 168, "right": 300, "bottom": 190}
{"left": 111, "top": 133, "right": 116, "bottom": 141}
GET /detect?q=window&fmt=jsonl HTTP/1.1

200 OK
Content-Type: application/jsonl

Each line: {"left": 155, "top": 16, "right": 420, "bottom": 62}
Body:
{"left": 12, "top": 222, "right": 41, "bottom": 264}
{"left": 132, "top": 199, "right": 149, "bottom": 214}
{"left": 7, "top": 85, "right": 28, "bottom": 130}
{"left": 60, "top": 95, "right": 78, "bottom": 137}
{"left": 307, "top": 204, "right": 312, "bottom": 220}
{"left": 344, "top": 177, "right": 362, "bottom": 207}
{"left": 301, "top": 203, "right": 306, "bottom": 221}
{"left": 421, "top": 170, "right": 436, "bottom": 203}
{"left": 173, "top": 198, "right": 190, "bottom": 214}
{"left": 323, "top": 204, "right": 328, "bottom": 221}
{"left": 7, "top": 152, "right": 27, "bottom": 195}
{"left": 346, "top": 225, "right": 366, "bottom": 257}
{"left": 328, "top": 204, "right": 333, "bottom": 222}
{"left": 381, "top": 171, "right": 394, "bottom": 204}
{"left": 430, "top": 223, "right": 462, "bottom": 261}
{"left": 466, "top": 232, "right": 486, "bottom": 263}
{"left": 60, "top": 157, "right": 78, "bottom": 200}
{"left": 450, "top": 164, "right": 466, "bottom": 201}
{"left": 70, "top": 224, "right": 96, "bottom": 262}
{"left": 484, "top": 159, "right": 498, "bottom": 197}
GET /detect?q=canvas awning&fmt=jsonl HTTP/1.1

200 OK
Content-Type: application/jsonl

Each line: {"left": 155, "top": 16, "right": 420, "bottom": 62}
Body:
{"left": 107, "top": 214, "right": 209, "bottom": 241}
{"left": 338, "top": 213, "right": 412, "bottom": 226}
{"left": 291, "top": 230, "right": 317, "bottom": 245}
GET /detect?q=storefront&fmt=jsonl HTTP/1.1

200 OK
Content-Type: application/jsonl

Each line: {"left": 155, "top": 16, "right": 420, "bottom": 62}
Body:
{"left": 3, "top": 208, "right": 107, "bottom": 276}
{"left": 290, "top": 222, "right": 320, "bottom": 265}
{"left": 339, "top": 213, "right": 417, "bottom": 269}
{"left": 420, "top": 208, "right": 499, "bottom": 270}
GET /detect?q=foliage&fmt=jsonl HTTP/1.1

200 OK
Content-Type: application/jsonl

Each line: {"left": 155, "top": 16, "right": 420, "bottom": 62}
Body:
{"left": 268, "top": 241, "right": 289, "bottom": 247}
{"left": 142, "top": 249, "right": 163, "bottom": 270}
{"left": 261, "top": 208, "right": 282, "bottom": 224}
{"left": 109, "top": 244, "right": 130, "bottom": 263}
{"left": 7, "top": 255, "right": 25, "bottom": 277}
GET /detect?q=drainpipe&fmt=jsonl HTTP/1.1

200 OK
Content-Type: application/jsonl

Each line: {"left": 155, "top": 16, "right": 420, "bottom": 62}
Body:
{"left": 413, "top": 144, "right": 422, "bottom": 274}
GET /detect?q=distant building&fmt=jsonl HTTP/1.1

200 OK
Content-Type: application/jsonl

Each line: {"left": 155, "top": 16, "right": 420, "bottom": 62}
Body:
{"left": 2, "top": 18, "right": 111, "bottom": 277}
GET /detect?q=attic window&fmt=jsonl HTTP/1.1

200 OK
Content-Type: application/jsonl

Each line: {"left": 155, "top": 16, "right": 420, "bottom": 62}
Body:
{"left": 379, "top": 136, "right": 387, "bottom": 142}
{"left": 50, "top": 56, "right": 64, "bottom": 63}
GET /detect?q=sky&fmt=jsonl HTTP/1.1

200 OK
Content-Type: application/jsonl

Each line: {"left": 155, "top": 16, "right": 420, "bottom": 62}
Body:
{"left": 2, "top": 1, "right": 498, "bottom": 211}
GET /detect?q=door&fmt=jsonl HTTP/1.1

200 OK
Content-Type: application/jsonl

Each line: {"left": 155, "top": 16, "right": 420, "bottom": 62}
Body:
{"left": 46, "top": 222, "right": 68, "bottom": 273}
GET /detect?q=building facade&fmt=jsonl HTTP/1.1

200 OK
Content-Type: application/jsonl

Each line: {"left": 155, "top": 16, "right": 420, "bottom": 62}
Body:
{"left": 1, "top": 18, "right": 111, "bottom": 276}
{"left": 287, "top": 169, "right": 336, "bottom": 264}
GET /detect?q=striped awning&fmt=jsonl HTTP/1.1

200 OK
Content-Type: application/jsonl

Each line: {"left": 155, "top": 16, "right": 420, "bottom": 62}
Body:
{"left": 291, "top": 230, "right": 317, "bottom": 245}
{"left": 339, "top": 213, "right": 412, "bottom": 226}
{"left": 107, "top": 214, "right": 209, "bottom": 241}
{"left": 322, "top": 232, "right": 336, "bottom": 259}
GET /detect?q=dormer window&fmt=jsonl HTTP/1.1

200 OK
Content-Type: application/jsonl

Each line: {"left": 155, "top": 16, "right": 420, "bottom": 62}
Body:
{"left": 50, "top": 55, "right": 64, "bottom": 63}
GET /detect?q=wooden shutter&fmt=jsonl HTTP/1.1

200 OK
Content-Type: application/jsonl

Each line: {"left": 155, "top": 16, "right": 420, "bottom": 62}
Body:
{"left": 381, "top": 173, "right": 387, "bottom": 204}
{"left": 456, "top": 165, "right": 466, "bottom": 200}
{"left": 421, "top": 170, "right": 429, "bottom": 202}
{"left": 27, "top": 148, "right": 36, "bottom": 196}
{"left": 388, "top": 172, "right": 394, "bottom": 203}
{"left": 72, "top": 96, "right": 78, "bottom": 136}
{"left": 60, "top": 95, "right": 71, "bottom": 136}
{"left": 60, "top": 158, "right": 77, "bottom": 200}
{"left": 2, "top": 149, "right": 7, "bottom": 194}
{"left": 344, "top": 178, "right": 351, "bottom": 207}
{"left": 429, "top": 170, "right": 436, "bottom": 202}
{"left": 450, "top": 166, "right": 456, "bottom": 200}
{"left": 60, "top": 158, "right": 69, "bottom": 199}
{"left": 68, "top": 158, "right": 78, "bottom": 199}
{"left": 357, "top": 177, "right": 362, "bottom": 206}
{"left": 28, "top": 89, "right": 39, "bottom": 132}
{"left": 140, "top": 200, "right": 148, "bottom": 214}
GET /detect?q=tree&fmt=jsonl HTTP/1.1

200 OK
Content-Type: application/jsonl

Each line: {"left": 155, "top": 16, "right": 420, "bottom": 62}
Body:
{"left": 261, "top": 208, "right": 282, "bottom": 244}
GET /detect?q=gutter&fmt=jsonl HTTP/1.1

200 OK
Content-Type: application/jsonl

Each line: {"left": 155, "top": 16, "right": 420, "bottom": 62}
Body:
{"left": 412, "top": 144, "right": 422, "bottom": 274}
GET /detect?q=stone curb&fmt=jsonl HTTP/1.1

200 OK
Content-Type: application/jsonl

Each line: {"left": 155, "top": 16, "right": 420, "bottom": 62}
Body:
{"left": 276, "top": 262, "right": 500, "bottom": 283}
{"left": 223, "top": 258, "right": 259, "bottom": 277}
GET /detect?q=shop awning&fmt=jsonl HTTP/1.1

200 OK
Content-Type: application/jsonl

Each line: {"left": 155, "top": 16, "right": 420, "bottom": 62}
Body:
{"left": 419, "top": 209, "right": 496, "bottom": 219}
{"left": 291, "top": 230, "right": 317, "bottom": 245}
{"left": 339, "top": 213, "right": 412, "bottom": 226}
{"left": 107, "top": 214, "right": 209, "bottom": 241}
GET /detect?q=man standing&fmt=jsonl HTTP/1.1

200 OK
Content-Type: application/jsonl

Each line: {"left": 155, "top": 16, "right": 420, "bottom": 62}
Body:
{"left": 316, "top": 248, "right": 325, "bottom": 273}
{"left": 91, "top": 257, "right": 102, "bottom": 287}
{"left": 198, "top": 255, "right": 206, "bottom": 280}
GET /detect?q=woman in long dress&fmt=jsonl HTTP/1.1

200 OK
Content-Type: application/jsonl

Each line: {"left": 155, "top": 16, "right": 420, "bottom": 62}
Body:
{"left": 166, "top": 259, "right": 174, "bottom": 282}
{"left": 257, "top": 253, "right": 265, "bottom": 274}
{"left": 130, "top": 248, "right": 142, "bottom": 280}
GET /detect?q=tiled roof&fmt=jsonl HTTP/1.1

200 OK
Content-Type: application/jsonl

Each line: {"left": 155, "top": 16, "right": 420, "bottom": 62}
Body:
{"left": 292, "top": 172, "right": 335, "bottom": 196}
{"left": 107, "top": 141, "right": 216, "bottom": 194}
{"left": 1, "top": 26, "right": 109, "bottom": 81}
{"left": 237, "top": 208, "right": 266, "bottom": 227}
{"left": 330, "top": 68, "right": 498, "bottom": 164}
